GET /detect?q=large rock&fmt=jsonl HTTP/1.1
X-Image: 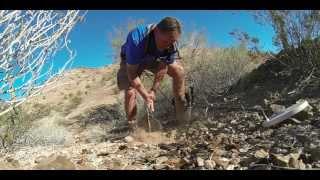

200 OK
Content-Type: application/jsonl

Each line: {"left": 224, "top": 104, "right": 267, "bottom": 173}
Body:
{"left": 33, "top": 154, "right": 76, "bottom": 170}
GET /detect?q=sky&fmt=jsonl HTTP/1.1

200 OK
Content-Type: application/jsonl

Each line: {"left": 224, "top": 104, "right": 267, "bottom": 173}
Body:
{"left": 56, "top": 10, "right": 277, "bottom": 70}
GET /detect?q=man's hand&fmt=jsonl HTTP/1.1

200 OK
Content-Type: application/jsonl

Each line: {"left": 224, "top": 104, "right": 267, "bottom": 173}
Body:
{"left": 146, "top": 92, "right": 155, "bottom": 112}
{"left": 146, "top": 89, "right": 156, "bottom": 112}
{"left": 146, "top": 99, "right": 154, "bottom": 112}
{"left": 148, "top": 89, "right": 156, "bottom": 101}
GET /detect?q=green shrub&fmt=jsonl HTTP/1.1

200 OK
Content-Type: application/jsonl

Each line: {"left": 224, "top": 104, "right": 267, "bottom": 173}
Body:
{"left": 62, "top": 96, "right": 82, "bottom": 115}
{"left": 0, "top": 107, "right": 32, "bottom": 151}
{"left": 31, "top": 103, "right": 52, "bottom": 119}
{"left": 184, "top": 43, "right": 259, "bottom": 104}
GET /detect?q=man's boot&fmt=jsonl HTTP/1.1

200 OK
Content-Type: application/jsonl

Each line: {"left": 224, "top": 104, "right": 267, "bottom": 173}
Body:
{"left": 174, "top": 96, "right": 191, "bottom": 125}
{"left": 128, "top": 120, "right": 138, "bottom": 134}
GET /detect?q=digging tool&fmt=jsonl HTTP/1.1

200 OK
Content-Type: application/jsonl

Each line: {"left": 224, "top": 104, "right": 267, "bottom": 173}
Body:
{"left": 141, "top": 103, "right": 163, "bottom": 132}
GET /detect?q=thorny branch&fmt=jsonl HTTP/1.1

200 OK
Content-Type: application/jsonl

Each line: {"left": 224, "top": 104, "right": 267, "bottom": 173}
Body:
{"left": 0, "top": 10, "right": 87, "bottom": 116}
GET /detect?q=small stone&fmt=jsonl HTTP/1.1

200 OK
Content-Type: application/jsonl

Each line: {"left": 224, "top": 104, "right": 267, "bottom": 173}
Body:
{"left": 182, "top": 157, "right": 191, "bottom": 164}
{"left": 289, "top": 158, "right": 305, "bottom": 169}
{"left": 34, "top": 156, "right": 47, "bottom": 164}
{"left": 288, "top": 152, "right": 301, "bottom": 161}
{"left": 33, "top": 154, "right": 75, "bottom": 170}
{"left": 239, "top": 148, "right": 248, "bottom": 153}
{"left": 124, "top": 136, "right": 134, "bottom": 143}
{"left": 240, "top": 156, "right": 256, "bottom": 167}
{"left": 81, "top": 148, "right": 90, "bottom": 154}
{"left": 293, "top": 100, "right": 313, "bottom": 120}
{"left": 5, "top": 157, "right": 14, "bottom": 162}
{"left": 306, "top": 164, "right": 313, "bottom": 169}
{"left": 271, "top": 147, "right": 288, "bottom": 154}
{"left": 271, "top": 154, "right": 290, "bottom": 167}
{"left": 167, "top": 158, "right": 186, "bottom": 169}
{"left": 226, "top": 164, "right": 235, "bottom": 170}
{"left": 311, "top": 118, "right": 320, "bottom": 128}
{"left": 119, "top": 145, "right": 127, "bottom": 150}
{"left": 153, "top": 164, "right": 169, "bottom": 170}
{"left": 97, "top": 152, "right": 109, "bottom": 157}
{"left": 110, "top": 159, "right": 125, "bottom": 169}
{"left": 204, "top": 160, "right": 216, "bottom": 169}
{"left": 251, "top": 112, "right": 262, "bottom": 121}
{"left": 217, "top": 123, "right": 225, "bottom": 128}
{"left": 212, "top": 157, "right": 229, "bottom": 169}
{"left": 225, "top": 144, "right": 239, "bottom": 151}
{"left": 308, "top": 147, "right": 320, "bottom": 161}
{"left": 6, "top": 158, "right": 19, "bottom": 168}
{"left": 270, "top": 104, "right": 285, "bottom": 113}
{"left": 230, "top": 157, "right": 241, "bottom": 165}
{"left": 248, "top": 121, "right": 256, "bottom": 129}
{"left": 314, "top": 163, "right": 320, "bottom": 168}
{"left": 76, "top": 159, "right": 84, "bottom": 165}
{"left": 196, "top": 157, "right": 204, "bottom": 167}
{"left": 254, "top": 149, "right": 269, "bottom": 159}
{"left": 156, "top": 156, "right": 169, "bottom": 164}
{"left": 0, "top": 161, "right": 18, "bottom": 169}
{"left": 210, "top": 148, "right": 226, "bottom": 156}
{"left": 231, "top": 120, "right": 237, "bottom": 124}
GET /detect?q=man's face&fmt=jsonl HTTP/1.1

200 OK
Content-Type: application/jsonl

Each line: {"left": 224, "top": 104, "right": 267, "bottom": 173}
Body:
{"left": 155, "top": 29, "right": 180, "bottom": 49}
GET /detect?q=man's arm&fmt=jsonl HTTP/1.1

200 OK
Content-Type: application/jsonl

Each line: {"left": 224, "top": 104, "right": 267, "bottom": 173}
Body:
{"left": 126, "top": 63, "right": 149, "bottom": 101}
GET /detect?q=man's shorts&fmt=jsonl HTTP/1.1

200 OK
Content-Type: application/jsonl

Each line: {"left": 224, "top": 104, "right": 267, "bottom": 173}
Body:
{"left": 117, "top": 55, "right": 160, "bottom": 91}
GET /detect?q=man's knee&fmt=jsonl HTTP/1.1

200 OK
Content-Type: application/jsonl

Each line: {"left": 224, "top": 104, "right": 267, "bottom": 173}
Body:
{"left": 125, "top": 88, "right": 136, "bottom": 99}
{"left": 168, "top": 63, "right": 185, "bottom": 79}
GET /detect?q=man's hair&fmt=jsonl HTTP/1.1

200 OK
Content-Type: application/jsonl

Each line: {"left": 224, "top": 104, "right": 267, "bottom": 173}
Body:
{"left": 156, "top": 17, "right": 182, "bottom": 34}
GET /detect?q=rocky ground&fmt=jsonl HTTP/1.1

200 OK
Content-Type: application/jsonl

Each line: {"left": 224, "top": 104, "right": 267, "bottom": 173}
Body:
{"left": 1, "top": 97, "right": 319, "bottom": 170}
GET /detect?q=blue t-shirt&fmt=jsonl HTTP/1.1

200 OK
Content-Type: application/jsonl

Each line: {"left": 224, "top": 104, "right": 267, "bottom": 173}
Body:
{"left": 120, "top": 24, "right": 180, "bottom": 65}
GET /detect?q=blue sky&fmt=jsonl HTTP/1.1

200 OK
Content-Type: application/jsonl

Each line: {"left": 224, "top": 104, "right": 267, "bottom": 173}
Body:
{"left": 57, "top": 10, "right": 277, "bottom": 69}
